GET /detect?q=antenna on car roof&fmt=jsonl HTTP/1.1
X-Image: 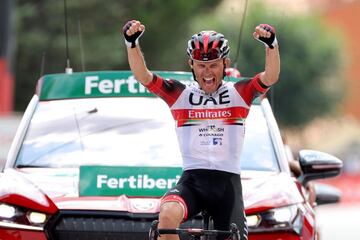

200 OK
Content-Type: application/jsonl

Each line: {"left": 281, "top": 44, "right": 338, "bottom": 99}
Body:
{"left": 39, "top": 51, "right": 46, "bottom": 77}
{"left": 78, "top": 19, "right": 86, "bottom": 72}
{"left": 233, "top": 0, "right": 248, "bottom": 69}
{"left": 63, "top": 0, "right": 73, "bottom": 74}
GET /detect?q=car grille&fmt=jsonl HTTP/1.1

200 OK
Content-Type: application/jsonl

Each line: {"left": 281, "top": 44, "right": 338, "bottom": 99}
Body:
{"left": 46, "top": 210, "right": 204, "bottom": 240}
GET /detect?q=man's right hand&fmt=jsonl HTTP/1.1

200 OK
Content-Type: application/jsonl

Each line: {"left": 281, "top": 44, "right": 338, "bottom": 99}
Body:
{"left": 123, "top": 20, "right": 145, "bottom": 48}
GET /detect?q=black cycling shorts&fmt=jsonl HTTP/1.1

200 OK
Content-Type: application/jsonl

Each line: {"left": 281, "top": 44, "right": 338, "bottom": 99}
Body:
{"left": 161, "top": 169, "right": 248, "bottom": 240}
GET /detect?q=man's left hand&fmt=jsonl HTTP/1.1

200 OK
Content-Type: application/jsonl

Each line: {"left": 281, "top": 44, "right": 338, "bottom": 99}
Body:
{"left": 253, "top": 24, "right": 278, "bottom": 49}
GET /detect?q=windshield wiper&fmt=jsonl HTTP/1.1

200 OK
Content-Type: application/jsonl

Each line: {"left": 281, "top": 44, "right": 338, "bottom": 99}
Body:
{"left": 15, "top": 164, "right": 48, "bottom": 168}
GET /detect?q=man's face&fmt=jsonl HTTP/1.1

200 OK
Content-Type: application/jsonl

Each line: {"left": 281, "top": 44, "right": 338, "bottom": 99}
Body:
{"left": 191, "top": 58, "right": 228, "bottom": 94}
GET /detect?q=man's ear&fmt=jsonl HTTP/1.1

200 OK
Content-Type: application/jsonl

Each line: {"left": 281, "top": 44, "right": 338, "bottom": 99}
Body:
{"left": 188, "top": 59, "right": 193, "bottom": 69}
{"left": 225, "top": 58, "right": 231, "bottom": 68}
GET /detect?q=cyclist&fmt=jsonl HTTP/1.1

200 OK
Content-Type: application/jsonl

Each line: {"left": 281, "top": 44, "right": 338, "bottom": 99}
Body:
{"left": 122, "top": 20, "right": 280, "bottom": 240}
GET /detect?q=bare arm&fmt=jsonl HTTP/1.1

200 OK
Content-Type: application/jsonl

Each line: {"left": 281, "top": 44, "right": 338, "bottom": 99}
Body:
{"left": 253, "top": 24, "right": 280, "bottom": 86}
{"left": 260, "top": 45, "right": 280, "bottom": 86}
{"left": 123, "top": 20, "right": 153, "bottom": 85}
{"left": 127, "top": 45, "right": 153, "bottom": 85}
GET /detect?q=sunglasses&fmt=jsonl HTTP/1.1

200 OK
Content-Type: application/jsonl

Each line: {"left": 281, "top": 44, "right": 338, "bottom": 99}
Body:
{"left": 191, "top": 48, "right": 221, "bottom": 61}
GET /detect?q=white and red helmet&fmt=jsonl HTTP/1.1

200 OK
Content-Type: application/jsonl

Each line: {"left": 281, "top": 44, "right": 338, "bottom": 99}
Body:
{"left": 187, "top": 31, "right": 230, "bottom": 61}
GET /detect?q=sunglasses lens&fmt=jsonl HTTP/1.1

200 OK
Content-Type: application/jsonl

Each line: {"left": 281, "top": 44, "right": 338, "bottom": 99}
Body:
{"left": 192, "top": 48, "right": 220, "bottom": 61}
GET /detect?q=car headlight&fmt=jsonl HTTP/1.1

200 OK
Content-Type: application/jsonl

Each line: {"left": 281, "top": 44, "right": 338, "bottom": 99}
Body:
{"left": 0, "top": 203, "right": 48, "bottom": 231}
{"left": 0, "top": 203, "right": 16, "bottom": 218}
{"left": 246, "top": 204, "right": 303, "bottom": 234}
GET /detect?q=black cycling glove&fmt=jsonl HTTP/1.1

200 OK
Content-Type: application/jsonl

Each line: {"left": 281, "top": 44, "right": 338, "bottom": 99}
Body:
{"left": 123, "top": 20, "right": 144, "bottom": 48}
{"left": 256, "top": 24, "right": 278, "bottom": 49}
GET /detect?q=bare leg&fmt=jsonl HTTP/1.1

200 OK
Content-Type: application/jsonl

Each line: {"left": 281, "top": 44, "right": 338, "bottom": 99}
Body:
{"left": 158, "top": 201, "right": 184, "bottom": 240}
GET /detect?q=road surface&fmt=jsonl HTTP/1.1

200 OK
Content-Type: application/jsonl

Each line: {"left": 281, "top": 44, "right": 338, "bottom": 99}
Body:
{"left": 316, "top": 204, "right": 360, "bottom": 240}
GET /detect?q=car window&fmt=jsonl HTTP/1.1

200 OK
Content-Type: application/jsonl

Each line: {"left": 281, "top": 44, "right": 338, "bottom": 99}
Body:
{"left": 15, "top": 98, "right": 279, "bottom": 172}
{"left": 241, "top": 106, "right": 279, "bottom": 171}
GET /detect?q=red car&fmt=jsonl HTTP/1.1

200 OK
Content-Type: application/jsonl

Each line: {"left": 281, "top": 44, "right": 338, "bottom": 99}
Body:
{"left": 0, "top": 71, "right": 342, "bottom": 240}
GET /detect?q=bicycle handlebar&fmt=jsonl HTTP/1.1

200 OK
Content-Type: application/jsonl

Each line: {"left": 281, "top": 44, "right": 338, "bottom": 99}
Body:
{"left": 149, "top": 220, "right": 240, "bottom": 240}
{"left": 158, "top": 228, "right": 232, "bottom": 236}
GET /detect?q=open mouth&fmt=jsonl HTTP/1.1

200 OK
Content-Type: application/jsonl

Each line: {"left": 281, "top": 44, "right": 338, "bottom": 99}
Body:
{"left": 203, "top": 77, "right": 215, "bottom": 87}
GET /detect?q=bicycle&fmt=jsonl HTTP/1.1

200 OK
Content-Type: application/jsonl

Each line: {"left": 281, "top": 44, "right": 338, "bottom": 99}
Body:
{"left": 148, "top": 211, "right": 241, "bottom": 240}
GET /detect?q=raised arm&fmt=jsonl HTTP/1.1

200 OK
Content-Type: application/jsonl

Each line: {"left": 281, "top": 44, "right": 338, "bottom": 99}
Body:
{"left": 253, "top": 24, "right": 280, "bottom": 87}
{"left": 123, "top": 20, "right": 153, "bottom": 85}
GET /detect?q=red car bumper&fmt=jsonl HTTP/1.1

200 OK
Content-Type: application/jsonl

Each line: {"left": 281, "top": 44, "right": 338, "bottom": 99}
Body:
{"left": 0, "top": 229, "right": 47, "bottom": 240}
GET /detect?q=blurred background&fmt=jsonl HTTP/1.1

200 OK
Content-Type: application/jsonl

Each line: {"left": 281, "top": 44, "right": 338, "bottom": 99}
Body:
{"left": 0, "top": 0, "right": 359, "bottom": 239}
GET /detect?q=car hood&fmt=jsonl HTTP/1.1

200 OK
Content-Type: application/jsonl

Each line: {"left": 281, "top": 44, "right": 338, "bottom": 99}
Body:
{"left": 2, "top": 168, "right": 304, "bottom": 214}
{"left": 241, "top": 170, "right": 305, "bottom": 214}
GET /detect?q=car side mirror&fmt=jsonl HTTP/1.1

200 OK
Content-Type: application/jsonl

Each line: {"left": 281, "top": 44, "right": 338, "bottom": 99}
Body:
{"left": 314, "top": 183, "right": 342, "bottom": 206}
{"left": 298, "top": 150, "right": 343, "bottom": 186}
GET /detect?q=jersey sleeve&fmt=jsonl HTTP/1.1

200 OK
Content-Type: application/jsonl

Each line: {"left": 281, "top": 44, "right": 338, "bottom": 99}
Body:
{"left": 144, "top": 74, "right": 186, "bottom": 107}
{"left": 234, "top": 73, "right": 269, "bottom": 106}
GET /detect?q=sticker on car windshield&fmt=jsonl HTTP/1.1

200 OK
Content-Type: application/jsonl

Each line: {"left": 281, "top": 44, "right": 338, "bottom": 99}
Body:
{"left": 79, "top": 165, "right": 182, "bottom": 197}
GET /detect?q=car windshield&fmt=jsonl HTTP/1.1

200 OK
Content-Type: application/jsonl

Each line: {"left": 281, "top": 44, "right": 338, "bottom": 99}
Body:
{"left": 15, "top": 97, "right": 279, "bottom": 171}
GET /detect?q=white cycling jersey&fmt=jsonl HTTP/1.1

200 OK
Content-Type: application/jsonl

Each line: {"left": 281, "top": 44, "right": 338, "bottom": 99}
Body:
{"left": 146, "top": 74, "right": 268, "bottom": 174}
